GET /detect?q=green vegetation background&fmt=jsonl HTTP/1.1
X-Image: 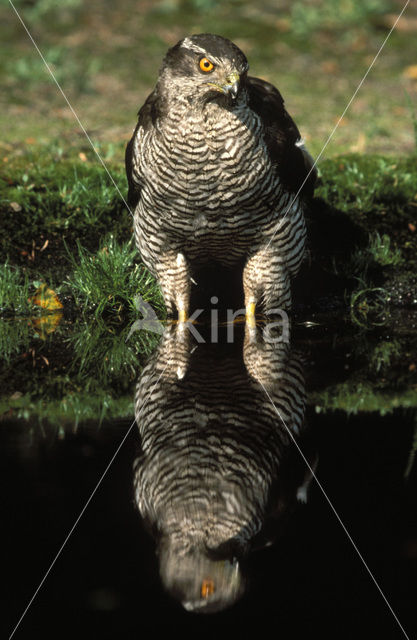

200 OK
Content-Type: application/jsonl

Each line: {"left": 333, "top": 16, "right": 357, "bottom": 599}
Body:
{"left": 1, "top": 0, "right": 417, "bottom": 450}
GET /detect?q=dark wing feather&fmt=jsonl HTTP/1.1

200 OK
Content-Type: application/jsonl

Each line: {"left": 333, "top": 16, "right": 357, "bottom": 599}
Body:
{"left": 125, "top": 131, "right": 140, "bottom": 209}
{"left": 125, "top": 89, "right": 162, "bottom": 209}
{"left": 247, "top": 76, "right": 316, "bottom": 198}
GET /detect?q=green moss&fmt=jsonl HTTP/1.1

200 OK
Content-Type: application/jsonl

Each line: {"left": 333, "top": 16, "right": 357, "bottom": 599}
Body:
{"left": 65, "top": 235, "right": 164, "bottom": 319}
{"left": 0, "top": 391, "right": 134, "bottom": 431}
{"left": 317, "top": 155, "right": 417, "bottom": 216}
{"left": 0, "top": 147, "right": 131, "bottom": 263}
{"left": 316, "top": 155, "right": 417, "bottom": 305}
{"left": 0, "top": 149, "right": 166, "bottom": 323}
{"left": 309, "top": 334, "right": 417, "bottom": 415}
{"left": 0, "top": 313, "right": 162, "bottom": 426}
{"left": 69, "top": 316, "right": 162, "bottom": 388}
{"left": 311, "top": 386, "right": 417, "bottom": 415}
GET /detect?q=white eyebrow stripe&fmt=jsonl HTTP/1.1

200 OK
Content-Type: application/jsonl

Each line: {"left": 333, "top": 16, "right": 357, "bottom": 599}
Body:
{"left": 181, "top": 38, "right": 207, "bottom": 54}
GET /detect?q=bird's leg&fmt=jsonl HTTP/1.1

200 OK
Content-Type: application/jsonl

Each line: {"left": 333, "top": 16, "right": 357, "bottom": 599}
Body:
{"left": 243, "top": 322, "right": 291, "bottom": 390}
{"left": 243, "top": 251, "right": 263, "bottom": 329}
{"left": 263, "top": 268, "right": 291, "bottom": 314}
{"left": 243, "top": 247, "right": 292, "bottom": 326}
{"left": 156, "top": 251, "right": 191, "bottom": 322}
{"left": 150, "top": 324, "right": 192, "bottom": 382}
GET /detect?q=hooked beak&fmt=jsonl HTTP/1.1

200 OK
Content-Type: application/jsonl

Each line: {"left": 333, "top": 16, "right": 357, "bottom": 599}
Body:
{"left": 204, "top": 72, "right": 240, "bottom": 103}
{"left": 222, "top": 72, "right": 240, "bottom": 100}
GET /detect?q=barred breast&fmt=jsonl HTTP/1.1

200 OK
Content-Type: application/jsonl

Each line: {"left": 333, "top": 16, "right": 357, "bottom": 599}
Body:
{"left": 133, "top": 324, "right": 310, "bottom": 613}
{"left": 132, "top": 99, "right": 303, "bottom": 270}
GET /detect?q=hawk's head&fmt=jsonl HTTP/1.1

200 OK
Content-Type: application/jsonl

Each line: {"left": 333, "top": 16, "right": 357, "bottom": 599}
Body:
{"left": 159, "top": 33, "right": 249, "bottom": 107}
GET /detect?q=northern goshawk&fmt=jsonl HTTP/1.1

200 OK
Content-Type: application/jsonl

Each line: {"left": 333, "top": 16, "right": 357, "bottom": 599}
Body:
{"left": 133, "top": 323, "right": 310, "bottom": 612}
{"left": 126, "top": 33, "right": 316, "bottom": 320}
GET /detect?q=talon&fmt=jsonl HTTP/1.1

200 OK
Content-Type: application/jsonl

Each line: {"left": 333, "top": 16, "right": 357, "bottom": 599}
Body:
{"left": 178, "top": 309, "right": 187, "bottom": 323}
{"left": 246, "top": 302, "right": 256, "bottom": 328}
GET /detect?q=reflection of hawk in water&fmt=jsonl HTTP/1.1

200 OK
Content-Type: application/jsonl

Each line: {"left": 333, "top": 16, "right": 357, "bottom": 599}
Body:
{"left": 126, "top": 33, "right": 316, "bottom": 321}
{"left": 133, "top": 326, "right": 314, "bottom": 613}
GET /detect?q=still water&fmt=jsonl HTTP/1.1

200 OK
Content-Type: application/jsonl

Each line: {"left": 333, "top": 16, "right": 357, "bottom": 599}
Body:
{"left": 1, "top": 316, "right": 416, "bottom": 638}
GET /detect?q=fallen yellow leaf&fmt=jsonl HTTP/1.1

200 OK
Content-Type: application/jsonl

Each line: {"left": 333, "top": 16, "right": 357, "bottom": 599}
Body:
{"left": 29, "top": 284, "right": 63, "bottom": 310}
{"left": 30, "top": 311, "right": 63, "bottom": 339}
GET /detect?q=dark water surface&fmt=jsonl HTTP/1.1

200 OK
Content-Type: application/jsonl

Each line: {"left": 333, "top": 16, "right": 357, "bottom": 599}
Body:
{"left": 1, "top": 318, "right": 416, "bottom": 639}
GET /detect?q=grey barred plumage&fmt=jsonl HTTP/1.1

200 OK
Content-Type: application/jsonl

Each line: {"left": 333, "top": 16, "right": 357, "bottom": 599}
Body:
{"left": 133, "top": 325, "right": 311, "bottom": 612}
{"left": 126, "top": 34, "right": 316, "bottom": 319}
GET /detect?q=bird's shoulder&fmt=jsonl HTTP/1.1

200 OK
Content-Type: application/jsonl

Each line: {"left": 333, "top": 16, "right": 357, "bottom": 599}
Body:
{"left": 125, "top": 87, "right": 165, "bottom": 208}
{"left": 246, "top": 76, "right": 316, "bottom": 198}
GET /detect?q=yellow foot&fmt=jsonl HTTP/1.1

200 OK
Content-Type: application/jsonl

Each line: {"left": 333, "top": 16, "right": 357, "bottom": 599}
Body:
{"left": 245, "top": 302, "right": 256, "bottom": 329}
{"left": 178, "top": 309, "right": 188, "bottom": 323}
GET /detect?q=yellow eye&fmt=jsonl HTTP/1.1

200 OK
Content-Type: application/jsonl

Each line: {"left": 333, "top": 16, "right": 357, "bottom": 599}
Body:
{"left": 199, "top": 57, "right": 215, "bottom": 73}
